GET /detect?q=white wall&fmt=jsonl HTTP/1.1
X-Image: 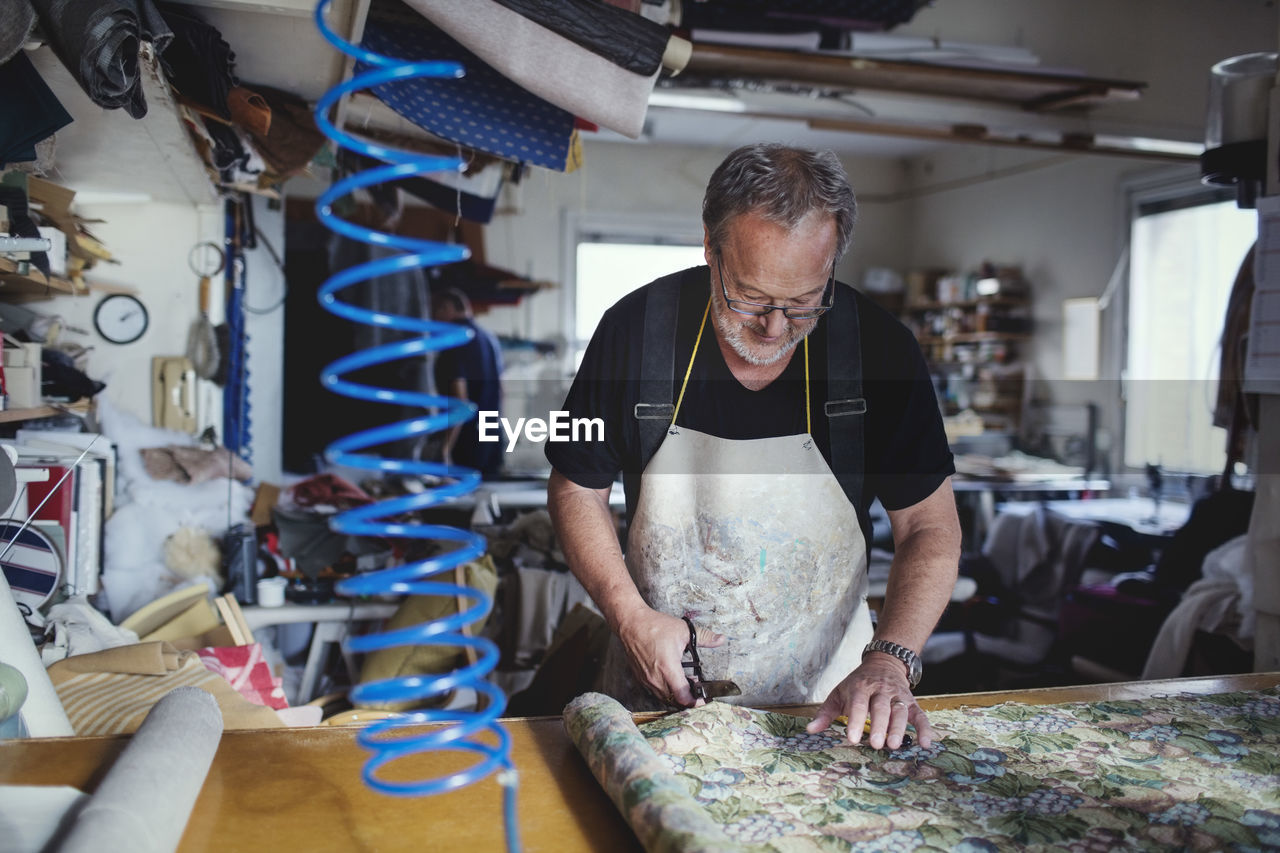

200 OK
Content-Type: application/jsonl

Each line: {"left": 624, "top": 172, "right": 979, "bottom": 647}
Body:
{"left": 481, "top": 139, "right": 913, "bottom": 341}
{"left": 38, "top": 200, "right": 222, "bottom": 430}
{"left": 35, "top": 196, "right": 285, "bottom": 483}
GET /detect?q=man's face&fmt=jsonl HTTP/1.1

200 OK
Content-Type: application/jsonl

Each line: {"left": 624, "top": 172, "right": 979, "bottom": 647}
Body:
{"left": 706, "top": 211, "right": 838, "bottom": 367}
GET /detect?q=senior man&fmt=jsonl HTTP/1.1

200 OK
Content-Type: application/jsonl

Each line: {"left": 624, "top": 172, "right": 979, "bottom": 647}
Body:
{"left": 546, "top": 143, "right": 960, "bottom": 750}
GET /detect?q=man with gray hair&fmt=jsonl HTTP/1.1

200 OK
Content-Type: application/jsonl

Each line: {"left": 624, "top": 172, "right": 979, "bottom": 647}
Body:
{"left": 547, "top": 143, "right": 960, "bottom": 750}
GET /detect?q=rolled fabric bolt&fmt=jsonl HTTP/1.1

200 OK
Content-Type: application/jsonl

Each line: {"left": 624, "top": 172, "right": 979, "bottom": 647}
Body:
{"left": 0, "top": 567, "right": 72, "bottom": 736}
{"left": 56, "top": 686, "right": 223, "bottom": 853}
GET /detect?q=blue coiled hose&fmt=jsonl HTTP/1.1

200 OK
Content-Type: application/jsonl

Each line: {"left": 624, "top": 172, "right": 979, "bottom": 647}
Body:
{"left": 311, "top": 2, "right": 520, "bottom": 847}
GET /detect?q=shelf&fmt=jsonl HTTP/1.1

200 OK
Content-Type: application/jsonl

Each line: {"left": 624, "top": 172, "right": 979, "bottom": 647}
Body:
{"left": 0, "top": 403, "right": 90, "bottom": 424}
{"left": 0, "top": 258, "right": 79, "bottom": 300}
{"left": 28, "top": 45, "right": 218, "bottom": 206}
{"left": 919, "top": 332, "right": 1031, "bottom": 344}
{"left": 683, "top": 43, "right": 1145, "bottom": 112}
{"left": 905, "top": 297, "right": 1028, "bottom": 311}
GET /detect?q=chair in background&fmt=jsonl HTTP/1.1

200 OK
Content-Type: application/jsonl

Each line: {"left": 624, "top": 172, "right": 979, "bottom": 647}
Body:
{"left": 922, "top": 505, "right": 1101, "bottom": 693}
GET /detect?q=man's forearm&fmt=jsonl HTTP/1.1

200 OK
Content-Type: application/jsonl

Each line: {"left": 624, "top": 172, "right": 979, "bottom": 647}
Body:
{"left": 874, "top": 528, "right": 959, "bottom": 654}
{"left": 547, "top": 471, "right": 646, "bottom": 630}
{"left": 875, "top": 480, "right": 962, "bottom": 658}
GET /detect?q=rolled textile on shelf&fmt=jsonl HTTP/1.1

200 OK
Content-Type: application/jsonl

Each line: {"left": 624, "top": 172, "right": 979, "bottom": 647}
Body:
{"left": 489, "top": 0, "right": 671, "bottom": 76}
{"left": 27, "top": 0, "right": 173, "bottom": 119}
{"left": 55, "top": 686, "right": 223, "bottom": 853}
{"left": 407, "top": 0, "right": 659, "bottom": 140}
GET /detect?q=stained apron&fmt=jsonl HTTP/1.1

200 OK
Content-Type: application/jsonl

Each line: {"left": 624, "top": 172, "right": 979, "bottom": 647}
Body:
{"left": 602, "top": 314, "right": 872, "bottom": 709}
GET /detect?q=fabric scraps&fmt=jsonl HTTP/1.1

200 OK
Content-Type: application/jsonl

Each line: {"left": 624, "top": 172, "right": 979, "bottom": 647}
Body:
{"left": 289, "top": 472, "right": 373, "bottom": 510}
{"left": 196, "top": 642, "right": 289, "bottom": 710}
{"left": 141, "top": 445, "right": 254, "bottom": 484}
{"left": 240, "top": 83, "right": 325, "bottom": 179}
{"left": 565, "top": 689, "right": 1280, "bottom": 852}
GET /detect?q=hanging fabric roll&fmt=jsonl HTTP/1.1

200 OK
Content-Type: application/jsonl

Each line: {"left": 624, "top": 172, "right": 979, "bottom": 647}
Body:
{"left": 405, "top": 0, "right": 671, "bottom": 139}
{"left": 359, "top": 2, "right": 581, "bottom": 172}
{"left": 486, "top": 0, "right": 672, "bottom": 76}
{"left": 27, "top": 0, "right": 173, "bottom": 119}
{"left": 0, "top": 0, "right": 37, "bottom": 64}
{"left": 155, "top": 3, "right": 238, "bottom": 119}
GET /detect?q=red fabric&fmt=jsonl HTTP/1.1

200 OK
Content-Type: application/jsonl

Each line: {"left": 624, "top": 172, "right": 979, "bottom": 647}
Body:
{"left": 196, "top": 643, "right": 289, "bottom": 710}
{"left": 290, "top": 473, "right": 373, "bottom": 509}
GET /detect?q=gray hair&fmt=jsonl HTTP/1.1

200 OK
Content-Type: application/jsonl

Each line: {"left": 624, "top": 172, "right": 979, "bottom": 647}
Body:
{"left": 702, "top": 143, "right": 857, "bottom": 259}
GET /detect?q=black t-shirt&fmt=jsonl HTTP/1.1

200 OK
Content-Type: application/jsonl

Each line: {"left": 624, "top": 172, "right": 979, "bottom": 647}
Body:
{"left": 546, "top": 266, "right": 954, "bottom": 540}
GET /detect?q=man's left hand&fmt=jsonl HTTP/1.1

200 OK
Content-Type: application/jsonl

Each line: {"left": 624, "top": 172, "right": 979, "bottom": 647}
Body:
{"left": 805, "top": 656, "right": 934, "bottom": 750}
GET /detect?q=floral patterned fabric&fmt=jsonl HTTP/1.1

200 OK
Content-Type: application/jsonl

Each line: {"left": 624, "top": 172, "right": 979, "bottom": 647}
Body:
{"left": 563, "top": 689, "right": 1280, "bottom": 852}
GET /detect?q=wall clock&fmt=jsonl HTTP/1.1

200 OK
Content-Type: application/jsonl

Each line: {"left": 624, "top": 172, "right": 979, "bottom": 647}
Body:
{"left": 93, "top": 294, "right": 149, "bottom": 344}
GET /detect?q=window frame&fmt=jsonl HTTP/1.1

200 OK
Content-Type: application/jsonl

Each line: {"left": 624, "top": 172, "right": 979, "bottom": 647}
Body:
{"left": 560, "top": 210, "right": 705, "bottom": 357}
{"left": 1118, "top": 168, "right": 1250, "bottom": 476}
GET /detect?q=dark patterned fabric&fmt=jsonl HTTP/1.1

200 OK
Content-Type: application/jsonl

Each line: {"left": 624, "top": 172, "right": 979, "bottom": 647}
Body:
{"left": 28, "top": 0, "right": 173, "bottom": 118}
{"left": 358, "top": 2, "right": 579, "bottom": 171}
{"left": 682, "top": 0, "right": 929, "bottom": 33}
{"left": 491, "top": 0, "right": 670, "bottom": 75}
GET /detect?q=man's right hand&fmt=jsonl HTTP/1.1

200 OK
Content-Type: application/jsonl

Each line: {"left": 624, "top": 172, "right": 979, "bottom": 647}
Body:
{"left": 615, "top": 606, "right": 725, "bottom": 707}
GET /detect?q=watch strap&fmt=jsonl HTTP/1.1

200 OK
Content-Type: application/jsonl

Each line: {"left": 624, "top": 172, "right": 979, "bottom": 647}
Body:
{"left": 863, "top": 639, "right": 922, "bottom": 687}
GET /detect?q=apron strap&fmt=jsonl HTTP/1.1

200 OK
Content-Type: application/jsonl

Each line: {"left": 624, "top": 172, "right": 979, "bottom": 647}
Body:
{"left": 825, "top": 281, "right": 866, "bottom": 510}
{"left": 627, "top": 268, "right": 685, "bottom": 524}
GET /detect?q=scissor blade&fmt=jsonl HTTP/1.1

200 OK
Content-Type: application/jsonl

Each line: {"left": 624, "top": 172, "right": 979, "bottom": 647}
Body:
{"left": 699, "top": 680, "right": 742, "bottom": 699}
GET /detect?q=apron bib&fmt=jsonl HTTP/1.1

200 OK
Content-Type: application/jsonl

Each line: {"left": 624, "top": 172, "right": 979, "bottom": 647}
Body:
{"left": 603, "top": 299, "right": 872, "bottom": 709}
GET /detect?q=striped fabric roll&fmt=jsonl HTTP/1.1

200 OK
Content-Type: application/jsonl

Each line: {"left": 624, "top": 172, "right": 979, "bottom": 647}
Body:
{"left": 46, "top": 641, "right": 285, "bottom": 736}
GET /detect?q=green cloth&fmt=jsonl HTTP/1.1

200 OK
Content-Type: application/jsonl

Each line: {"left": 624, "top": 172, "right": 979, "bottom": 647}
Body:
{"left": 565, "top": 689, "right": 1280, "bottom": 852}
{"left": 357, "top": 555, "right": 498, "bottom": 711}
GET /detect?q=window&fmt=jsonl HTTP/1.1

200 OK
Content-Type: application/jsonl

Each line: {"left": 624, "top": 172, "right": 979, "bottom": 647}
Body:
{"left": 574, "top": 241, "right": 705, "bottom": 346}
{"left": 1124, "top": 193, "right": 1254, "bottom": 473}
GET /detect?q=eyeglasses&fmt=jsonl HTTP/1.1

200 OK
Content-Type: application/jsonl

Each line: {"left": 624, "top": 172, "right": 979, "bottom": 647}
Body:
{"left": 716, "top": 254, "right": 835, "bottom": 320}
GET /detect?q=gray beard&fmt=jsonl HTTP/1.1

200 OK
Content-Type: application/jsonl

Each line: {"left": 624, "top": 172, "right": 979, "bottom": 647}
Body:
{"left": 714, "top": 309, "right": 814, "bottom": 366}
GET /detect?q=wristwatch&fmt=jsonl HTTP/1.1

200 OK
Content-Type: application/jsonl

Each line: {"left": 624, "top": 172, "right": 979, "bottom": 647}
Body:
{"left": 863, "top": 640, "right": 923, "bottom": 688}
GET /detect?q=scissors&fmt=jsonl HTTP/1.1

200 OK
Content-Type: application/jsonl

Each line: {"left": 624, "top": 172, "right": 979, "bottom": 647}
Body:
{"left": 681, "top": 616, "right": 741, "bottom": 702}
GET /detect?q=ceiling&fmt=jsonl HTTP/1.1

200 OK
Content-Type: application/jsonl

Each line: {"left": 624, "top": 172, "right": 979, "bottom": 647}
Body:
{"left": 29, "top": 0, "right": 1202, "bottom": 203}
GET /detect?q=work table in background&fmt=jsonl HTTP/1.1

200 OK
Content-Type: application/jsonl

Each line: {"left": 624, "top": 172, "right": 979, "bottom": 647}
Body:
{"left": 2, "top": 673, "right": 1276, "bottom": 852}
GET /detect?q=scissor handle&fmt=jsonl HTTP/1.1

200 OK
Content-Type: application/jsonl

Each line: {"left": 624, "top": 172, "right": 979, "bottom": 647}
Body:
{"left": 681, "top": 616, "right": 707, "bottom": 700}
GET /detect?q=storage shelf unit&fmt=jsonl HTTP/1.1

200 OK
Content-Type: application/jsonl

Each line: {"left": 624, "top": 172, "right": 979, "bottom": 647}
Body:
{"left": 0, "top": 258, "right": 79, "bottom": 300}
{"left": 902, "top": 280, "right": 1032, "bottom": 436}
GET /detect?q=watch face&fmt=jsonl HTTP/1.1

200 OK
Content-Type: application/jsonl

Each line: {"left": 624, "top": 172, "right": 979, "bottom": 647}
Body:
{"left": 94, "top": 294, "right": 149, "bottom": 344}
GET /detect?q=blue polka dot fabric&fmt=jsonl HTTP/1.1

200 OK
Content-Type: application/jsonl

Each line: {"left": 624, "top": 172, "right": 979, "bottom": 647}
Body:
{"left": 357, "top": 6, "right": 578, "bottom": 172}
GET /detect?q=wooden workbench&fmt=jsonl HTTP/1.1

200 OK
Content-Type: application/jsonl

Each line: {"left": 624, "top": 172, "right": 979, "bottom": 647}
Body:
{"left": 3, "top": 673, "right": 1277, "bottom": 852}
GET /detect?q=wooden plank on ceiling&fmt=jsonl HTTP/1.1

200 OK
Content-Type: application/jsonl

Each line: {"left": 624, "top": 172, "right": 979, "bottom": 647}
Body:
{"left": 683, "top": 42, "right": 1145, "bottom": 112}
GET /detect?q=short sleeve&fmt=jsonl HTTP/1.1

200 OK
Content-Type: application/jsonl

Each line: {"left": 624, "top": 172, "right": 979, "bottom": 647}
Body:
{"left": 544, "top": 296, "right": 641, "bottom": 490}
{"left": 863, "top": 314, "right": 955, "bottom": 511}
